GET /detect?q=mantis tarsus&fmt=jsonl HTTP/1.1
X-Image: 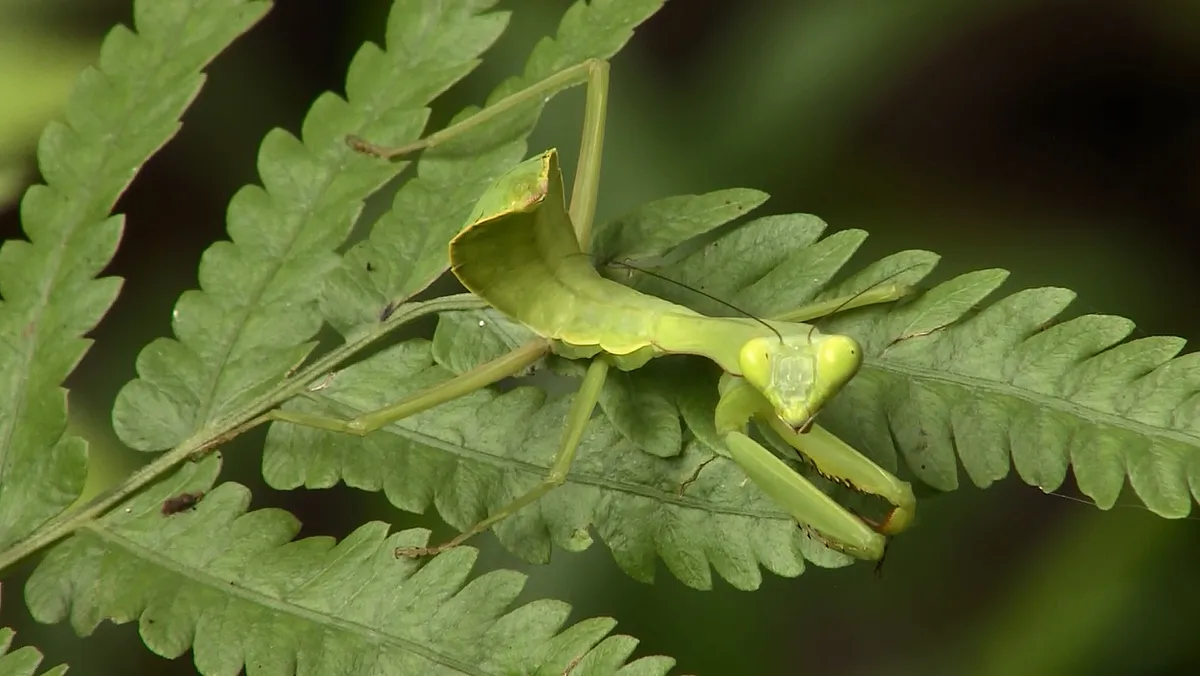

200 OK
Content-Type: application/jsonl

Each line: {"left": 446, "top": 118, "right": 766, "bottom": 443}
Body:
{"left": 271, "top": 58, "right": 917, "bottom": 563}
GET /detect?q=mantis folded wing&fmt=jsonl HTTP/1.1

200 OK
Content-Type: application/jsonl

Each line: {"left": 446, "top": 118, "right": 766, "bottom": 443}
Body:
{"left": 272, "top": 58, "right": 916, "bottom": 563}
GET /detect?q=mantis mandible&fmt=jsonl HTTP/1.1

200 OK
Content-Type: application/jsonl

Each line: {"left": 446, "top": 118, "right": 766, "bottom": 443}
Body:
{"left": 270, "top": 59, "right": 917, "bottom": 563}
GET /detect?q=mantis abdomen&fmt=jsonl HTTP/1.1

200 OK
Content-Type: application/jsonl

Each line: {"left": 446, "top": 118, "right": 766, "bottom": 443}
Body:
{"left": 448, "top": 151, "right": 804, "bottom": 374}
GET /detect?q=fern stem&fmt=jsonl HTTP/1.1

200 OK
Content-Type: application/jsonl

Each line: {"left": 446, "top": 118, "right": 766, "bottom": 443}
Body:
{"left": 0, "top": 294, "right": 489, "bottom": 575}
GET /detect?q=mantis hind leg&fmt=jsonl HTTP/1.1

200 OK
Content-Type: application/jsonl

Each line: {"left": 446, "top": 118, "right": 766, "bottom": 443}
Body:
{"left": 396, "top": 357, "right": 611, "bottom": 558}
{"left": 348, "top": 58, "right": 610, "bottom": 249}
{"left": 347, "top": 59, "right": 607, "bottom": 161}
{"left": 771, "top": 283, "right": 915, "bottom": 323}
{"left": 267, "top": 338, "right": 550, "bottom": 435}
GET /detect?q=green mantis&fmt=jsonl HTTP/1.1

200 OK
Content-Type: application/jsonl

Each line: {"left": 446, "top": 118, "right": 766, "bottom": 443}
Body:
{"left": 272, "top": 59, "right": 917, "bottom": 563}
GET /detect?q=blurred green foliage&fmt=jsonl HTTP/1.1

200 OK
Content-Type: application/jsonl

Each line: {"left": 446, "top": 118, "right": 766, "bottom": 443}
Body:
{"left": 1, "top": 0, "right": 1198, "bottom": 674}
{"left": 0, "top": 3, "right": 96, "bottom": 207}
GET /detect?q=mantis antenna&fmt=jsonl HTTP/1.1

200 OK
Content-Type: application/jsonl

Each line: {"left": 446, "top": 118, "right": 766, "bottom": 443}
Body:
{"left": 802, "top": 264, "right": 924, "bottom": 345}
{"left": 600, "top": 254, "right": 923, "bottom": 351}
{"left": 601, "top": 257, "right": 785, "bottom": 343}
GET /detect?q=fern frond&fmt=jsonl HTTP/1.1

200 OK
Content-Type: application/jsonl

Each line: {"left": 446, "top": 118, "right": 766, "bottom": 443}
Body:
{"left": 330, "top": 186, "right": 1200, "bottom": 589}
{"left": 0, "top": 0, "right": 268, "bottom": 549}
{"left": 430, "top": 309, "right": 535, "bottom": 375}
{"left": 590, "top": 188, "right": 770, "bottom": 264}
{"left": 320, "top": 0, "right": 666, "bottom": 336}
{"left": 110, "top": 1, "right": 510, "bottom": 452}
{"left": 24, "top": 455, "right": 677, "bottom": 675}
{"left": 0, "top": 629, "right": 65, "bottom": 676}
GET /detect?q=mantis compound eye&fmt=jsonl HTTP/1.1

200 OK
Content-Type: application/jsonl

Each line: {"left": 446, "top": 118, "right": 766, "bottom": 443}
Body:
{"left": 737, "top": 337, "right": 775, "bottom": 385}
{"left": 814, "top": 334, "right": 863, "bottom": 390}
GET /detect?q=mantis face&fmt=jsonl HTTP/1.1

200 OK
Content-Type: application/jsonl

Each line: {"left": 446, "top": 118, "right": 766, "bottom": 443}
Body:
{"left": 738, "top": 332, "right": 863, "bottom": 430}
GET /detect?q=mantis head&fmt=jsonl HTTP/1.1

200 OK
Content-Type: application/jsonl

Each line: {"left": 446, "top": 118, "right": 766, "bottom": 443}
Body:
{"left": 738, "top": 332, "right": 864, "bottom": 430}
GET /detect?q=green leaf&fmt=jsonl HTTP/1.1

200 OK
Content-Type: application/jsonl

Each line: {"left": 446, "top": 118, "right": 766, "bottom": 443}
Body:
{"left": 591, "top": 188, "right": 770, "bottom": 263}
{"left": 24, "top": 455, "right": 677, "bottom": 675}
{"left": 598, "top": 363, "right": 682, "bottom": 459}
{"left": 631, "top": 213, "right": 831, "bottom": 317}
{"left": 881, "top": 268, "right": 1009, "bottom": 342}
{"left": 432, "top": 309, "right": 536, "bottom": 375}
{"left": 323, "top": 0, "right": 667, "bottom": 337}
{"left": 731, "top": 228, "right": 868, "bottom": 315}
{"left": 111, "top": 0, "right": 509, "bottom": 452}
{"left": 263, "top": 339, "right": 850, "bottom": 591}
{"left": 0, "top": 0, "right": 268, "bottom": 549}
{"left": 673, "top": 362, "right": 726, "bottom": 456}
{"left": 0, "top": 628, "right": 66, "bottom": 676}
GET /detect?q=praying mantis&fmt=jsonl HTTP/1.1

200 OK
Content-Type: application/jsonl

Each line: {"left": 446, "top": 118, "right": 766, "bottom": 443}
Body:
{"left": 269, "top": 59, "right": 918, "bottom": 563}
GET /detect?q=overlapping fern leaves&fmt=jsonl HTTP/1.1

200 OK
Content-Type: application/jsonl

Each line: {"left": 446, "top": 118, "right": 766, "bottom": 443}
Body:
{"left": 110, "top": 1, "right": 514, "bottom": 453}
{"left": 321, "top": 0, "right": 666, "bottom": 336}
{"left": 9, "top": 1, "right": 679, "bottom": 674}
{"left": 25, "top": 455, "right": 674, "bottom": 676}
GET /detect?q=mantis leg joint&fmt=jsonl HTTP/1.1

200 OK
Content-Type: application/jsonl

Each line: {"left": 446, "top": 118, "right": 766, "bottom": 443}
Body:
{"left": 344, "top": 419, "right": 371, "bottom": 436}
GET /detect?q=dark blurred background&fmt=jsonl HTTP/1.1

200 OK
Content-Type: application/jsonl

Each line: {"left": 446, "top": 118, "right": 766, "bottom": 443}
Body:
{"left": 2, "top": 0, "right": 1199, "bottom": 674}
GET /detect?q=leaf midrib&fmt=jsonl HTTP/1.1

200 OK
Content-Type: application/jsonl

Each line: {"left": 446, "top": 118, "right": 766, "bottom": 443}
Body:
{"left": 866, "top": 357, "right": 1200, "bottom": 449}
{"left": 297, "top": 397, "right": 794, "bottom": 522}
{"left": 82, "top": 521, "right": 491, "bottom": 676}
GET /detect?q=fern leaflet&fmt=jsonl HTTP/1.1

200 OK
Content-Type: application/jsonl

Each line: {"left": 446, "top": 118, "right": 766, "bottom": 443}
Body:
{"left": 0, "top": 628, "right": 65, "bottom": 676}
{"left": 0, "top": 0, "right": 268, "bottom": 550}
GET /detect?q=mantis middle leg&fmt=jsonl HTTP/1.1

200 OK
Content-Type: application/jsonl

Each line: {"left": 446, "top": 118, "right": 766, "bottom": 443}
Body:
{"left": 395, "top": 357, "right": 611, "bottom": 557}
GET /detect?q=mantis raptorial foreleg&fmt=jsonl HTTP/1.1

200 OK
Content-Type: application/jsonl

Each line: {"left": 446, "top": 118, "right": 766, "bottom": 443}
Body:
{"left": 761, "top": 418, "right": 915, "bottom": 535}
{"left": 713, "top": 376, "right": 913, "bottom": 561}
